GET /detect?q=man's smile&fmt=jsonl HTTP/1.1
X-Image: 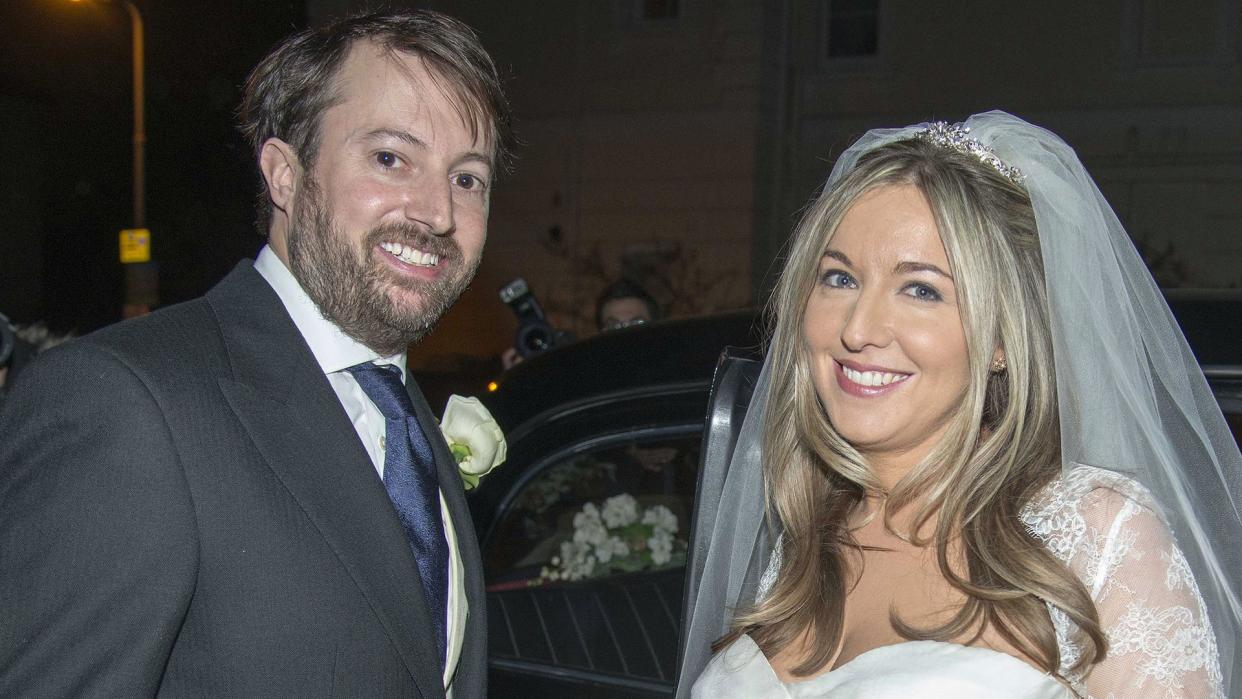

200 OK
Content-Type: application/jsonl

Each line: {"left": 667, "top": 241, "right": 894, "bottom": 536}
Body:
{"left": 379, "top": 240, "right": 441, "bottom": 268}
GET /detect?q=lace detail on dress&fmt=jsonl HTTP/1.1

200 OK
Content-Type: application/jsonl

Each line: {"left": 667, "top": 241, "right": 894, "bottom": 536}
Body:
{"left": 1021, "top": 465, "right": 1224, "bottom": 698}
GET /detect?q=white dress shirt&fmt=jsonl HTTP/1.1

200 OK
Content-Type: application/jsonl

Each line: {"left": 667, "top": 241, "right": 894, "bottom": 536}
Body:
{"left": 255, "top": 246, "right": 466, "bottom": 692}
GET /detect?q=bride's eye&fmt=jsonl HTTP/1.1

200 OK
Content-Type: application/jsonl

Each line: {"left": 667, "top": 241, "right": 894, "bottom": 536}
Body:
{"left": 820, "top": 270, "right": 856, "bottom": 289}
{"left": 902, "top": 282, "right": 943, "bottom": 302}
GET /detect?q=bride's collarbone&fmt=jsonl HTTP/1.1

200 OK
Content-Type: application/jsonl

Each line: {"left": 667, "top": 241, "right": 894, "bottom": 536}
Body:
{"left": 766, "top": 545, "right": 1039, "bottom": 683}
{"left": 766, "top": 548, "right": 953, "bottom": 682}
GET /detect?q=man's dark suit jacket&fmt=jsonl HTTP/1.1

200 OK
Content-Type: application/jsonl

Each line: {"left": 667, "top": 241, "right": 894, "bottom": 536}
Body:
{"left": 0, "top": 262, "right": 486, "bottom": 697}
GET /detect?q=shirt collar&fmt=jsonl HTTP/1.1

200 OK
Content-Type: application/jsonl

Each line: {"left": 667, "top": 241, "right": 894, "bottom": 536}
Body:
{"left": 254, "top": 245, "right": 407, "bottom": 378}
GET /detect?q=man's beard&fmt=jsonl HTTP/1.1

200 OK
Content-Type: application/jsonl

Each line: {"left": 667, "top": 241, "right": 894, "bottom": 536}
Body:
{"left": 286, "top": 176, "right": 479, "bottom": 355}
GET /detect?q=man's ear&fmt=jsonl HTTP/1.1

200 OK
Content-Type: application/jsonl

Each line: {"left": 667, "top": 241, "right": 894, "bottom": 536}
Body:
{"left": 259, "top": 137, "right": 300, "bottom": 215}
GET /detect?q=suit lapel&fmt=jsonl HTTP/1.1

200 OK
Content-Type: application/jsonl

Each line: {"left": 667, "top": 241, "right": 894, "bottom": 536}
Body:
{"left": 207, "top": 263, "right": 445, "bottom": 698}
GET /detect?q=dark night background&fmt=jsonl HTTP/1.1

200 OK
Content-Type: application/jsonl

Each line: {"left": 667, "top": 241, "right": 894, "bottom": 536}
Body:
{"left": 1, "top": 0, "right": 304, "bottom": 333}
{"left": 3, "top": 0, "right": 1240, "bottom": 347}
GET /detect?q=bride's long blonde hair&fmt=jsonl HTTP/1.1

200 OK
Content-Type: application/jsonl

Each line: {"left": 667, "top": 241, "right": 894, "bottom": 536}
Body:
{"left": 720, "top": 138, "right": 1107, "bottom": 677}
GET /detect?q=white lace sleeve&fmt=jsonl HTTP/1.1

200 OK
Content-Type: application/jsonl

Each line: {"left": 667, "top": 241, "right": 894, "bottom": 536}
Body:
{"left": 1023, "top": 466, "right": 1224, "bottom": 698}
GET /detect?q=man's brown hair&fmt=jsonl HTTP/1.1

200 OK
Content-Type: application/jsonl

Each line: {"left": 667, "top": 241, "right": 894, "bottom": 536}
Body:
{"left": 238, "top": 9, "right": 514, "bottom": 234}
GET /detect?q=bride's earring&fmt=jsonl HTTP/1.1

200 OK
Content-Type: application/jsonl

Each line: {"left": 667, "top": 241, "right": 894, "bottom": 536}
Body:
{"left": 990, "top": 356, "right": 1008, "bottom": 374}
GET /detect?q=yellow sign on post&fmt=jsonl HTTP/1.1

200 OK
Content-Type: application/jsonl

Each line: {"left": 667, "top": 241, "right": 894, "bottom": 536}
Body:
{"left": 119, "top": 228, "right": 151, "bottom": 264}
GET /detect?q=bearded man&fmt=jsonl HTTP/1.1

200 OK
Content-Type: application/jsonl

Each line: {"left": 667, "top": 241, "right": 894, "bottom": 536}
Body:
{"left": 0, "top": 10, "right": 512, "bottom": 698}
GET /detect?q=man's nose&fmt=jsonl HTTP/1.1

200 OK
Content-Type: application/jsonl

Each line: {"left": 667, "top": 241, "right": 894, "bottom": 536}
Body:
{"left": 840, "top": 289, "right": 893, "bottom": 352}
{"left": 403, "top": 175, "right": 454, "bottom": 237}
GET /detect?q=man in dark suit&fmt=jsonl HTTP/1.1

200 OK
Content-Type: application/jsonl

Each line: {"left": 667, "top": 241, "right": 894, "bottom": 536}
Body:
{"left": 0, "top": 9, "right": 512, "bottom": 697}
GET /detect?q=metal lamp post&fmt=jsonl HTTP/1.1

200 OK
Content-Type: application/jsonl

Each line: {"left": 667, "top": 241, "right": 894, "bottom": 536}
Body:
{"left": 72, "top": 0, "right": 156, "bottom": 316}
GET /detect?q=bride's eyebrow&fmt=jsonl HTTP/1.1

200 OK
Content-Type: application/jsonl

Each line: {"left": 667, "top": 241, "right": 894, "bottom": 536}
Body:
{"left": 894, "top": 260, "right": 954, "bottom": 281}
{"left": 821, "top": 249, "right": 853, "bottom": 267}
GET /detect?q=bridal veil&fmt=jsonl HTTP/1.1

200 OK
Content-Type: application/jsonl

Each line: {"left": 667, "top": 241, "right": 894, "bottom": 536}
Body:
{"left": 676, "top": 111, "right": 1242, "bottom": 697}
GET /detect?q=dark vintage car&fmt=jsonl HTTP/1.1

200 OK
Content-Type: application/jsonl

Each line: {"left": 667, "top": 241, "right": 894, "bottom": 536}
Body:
{"left": 468, "top": 311, "right": 761, "bottom": 698}
{"left": 467, "top": 292, "right": 1241, "bottom": 698}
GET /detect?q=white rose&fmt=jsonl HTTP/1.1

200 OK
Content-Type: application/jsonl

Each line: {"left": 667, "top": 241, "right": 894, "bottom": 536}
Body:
{"left": 595, "top": 541, "right": 616, "bottom": 564}
{"left": 557, "top": 540, "right": 594, "bottom": 581}
{"left": 601, "top": 493, "right": 639, "bottom": 528}
{"left": 572, "top": 503, "right": 607, "bottom": 545}
{"left": 641, "top": 504, "right": 678, "bottom": 534}
{"left": 595, "top": 535, "right": 630, "bottom": 564}
{"left": 573, "top": 519, "right": 608, "bottom": 547}
{"left": 574, "top": 502, "right": 602, "bottom": 527}
{"left": 648, "top": 529, "right": 673, "bottom": 565}
{"left": 440, "top": 395, "right": 507, "bottom": 489}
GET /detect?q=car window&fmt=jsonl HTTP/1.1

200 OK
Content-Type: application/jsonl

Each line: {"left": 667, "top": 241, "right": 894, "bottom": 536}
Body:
{"left": 485, "top": 431, "right": 700, "bottom": 587}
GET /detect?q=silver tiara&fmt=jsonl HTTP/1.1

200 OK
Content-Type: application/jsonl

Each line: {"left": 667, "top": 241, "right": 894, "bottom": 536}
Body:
{"left": 916, "top": 122, "right": 1025, "bottom": 185}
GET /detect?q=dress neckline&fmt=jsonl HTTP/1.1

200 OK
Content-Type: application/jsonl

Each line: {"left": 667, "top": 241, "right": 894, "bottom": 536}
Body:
{"left": 740, "top": 635, "right": 1058, "bottom": 688}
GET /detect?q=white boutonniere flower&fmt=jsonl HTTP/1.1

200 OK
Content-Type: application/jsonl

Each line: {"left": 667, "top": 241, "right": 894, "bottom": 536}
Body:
{"left": 440, "top": 395, "right": 507, "bottom": 490}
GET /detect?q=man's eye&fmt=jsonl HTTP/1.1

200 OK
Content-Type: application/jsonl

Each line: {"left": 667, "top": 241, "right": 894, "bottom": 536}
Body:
{"left": 375, "top": 151, "right": 399, "bottom": 168}
{"left": 454, "top": 173, "right": 485, "bottom": 191}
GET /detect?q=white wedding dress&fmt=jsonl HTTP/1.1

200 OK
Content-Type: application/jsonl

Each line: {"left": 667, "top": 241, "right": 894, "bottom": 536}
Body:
{"left": 692, "top": 467, "right": 1224, "bottom": 698}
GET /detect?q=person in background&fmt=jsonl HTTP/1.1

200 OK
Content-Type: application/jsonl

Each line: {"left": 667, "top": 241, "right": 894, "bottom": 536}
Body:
{"left": 500, "top": 278, "right": 662, "bottom": 370}
{"left": 0, "top": 9, "right": 512, "bottom": 697}
{"left": 595, "top": 278, "right": 661, "bottom": 332}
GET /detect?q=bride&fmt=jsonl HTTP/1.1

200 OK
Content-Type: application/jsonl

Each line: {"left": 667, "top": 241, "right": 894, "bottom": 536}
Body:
{"left": 679, "top": 112, "right": 1241, "bottom": 697}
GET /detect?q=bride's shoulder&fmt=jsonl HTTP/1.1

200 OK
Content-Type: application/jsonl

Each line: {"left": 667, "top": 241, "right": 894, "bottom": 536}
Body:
{"left": 1020, "top": 465, "right": 1167, "bottom": 561}
{"left": 1020, "top": 471, "right": 1225, "bottom": 698}
{"left": 1024, "top": 464, "right": 1161, "bottom": 519}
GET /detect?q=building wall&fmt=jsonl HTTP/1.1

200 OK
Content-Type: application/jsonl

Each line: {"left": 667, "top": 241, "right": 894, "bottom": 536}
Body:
{"left": 430, "top": 1, "right": 765, "bottom": 357}
{"left": 310, "top": 0, "right": 766, "bottom": 365}
{"left": 760, "top": 0, "right": 1242, "bottom": 290}
{"left": 305, "top": 0, "right": 1241, "bottom": 368}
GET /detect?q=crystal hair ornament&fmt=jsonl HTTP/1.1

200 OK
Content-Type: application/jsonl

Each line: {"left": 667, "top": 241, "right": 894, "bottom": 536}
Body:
{"left": 916, "top": 122, "right": 1026, "bottom": 185}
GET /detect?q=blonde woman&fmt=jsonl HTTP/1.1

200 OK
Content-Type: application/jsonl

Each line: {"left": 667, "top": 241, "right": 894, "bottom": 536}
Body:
{"left": 678, "top": 112, "right": 1240, "bottom": 697}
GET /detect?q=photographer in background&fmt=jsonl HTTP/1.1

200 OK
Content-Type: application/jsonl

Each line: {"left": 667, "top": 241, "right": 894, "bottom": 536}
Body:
{"left": 595, "top": 278, "right": 660, "bottom": 332}
{"left": 500, "top": 278, "right": 661, "bottom": 369}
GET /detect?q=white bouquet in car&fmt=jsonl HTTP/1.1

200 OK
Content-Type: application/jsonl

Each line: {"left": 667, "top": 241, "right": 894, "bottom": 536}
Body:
{"left": 540, "top": 493, "right": 686, "bottom": 582}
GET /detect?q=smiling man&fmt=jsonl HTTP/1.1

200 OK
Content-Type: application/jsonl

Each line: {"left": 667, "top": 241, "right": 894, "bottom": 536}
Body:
{"left": 0, "top": 10, "right": 511, "bottom": 698}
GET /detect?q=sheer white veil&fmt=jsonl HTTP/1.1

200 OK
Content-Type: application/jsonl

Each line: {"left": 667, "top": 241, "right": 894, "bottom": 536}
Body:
{"left": 676, "top": 110, "right": 1242, "bottom": 696}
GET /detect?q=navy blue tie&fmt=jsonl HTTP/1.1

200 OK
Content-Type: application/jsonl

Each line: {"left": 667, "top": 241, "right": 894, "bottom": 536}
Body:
{"left": 347, "top": 362, "right": 449, "bottom": 667}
